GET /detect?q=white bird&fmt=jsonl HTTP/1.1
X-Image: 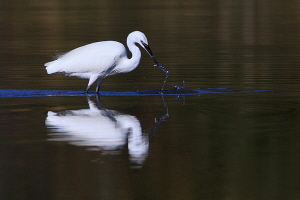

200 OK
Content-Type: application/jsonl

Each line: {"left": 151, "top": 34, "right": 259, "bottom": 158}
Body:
{"left": 44, "top": 31, "right": 168, "bottom": 93}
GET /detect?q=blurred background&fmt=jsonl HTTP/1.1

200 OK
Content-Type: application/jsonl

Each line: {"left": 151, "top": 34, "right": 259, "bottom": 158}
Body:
{"left": 1, "top": 0, "right": 299, "bottom": 91}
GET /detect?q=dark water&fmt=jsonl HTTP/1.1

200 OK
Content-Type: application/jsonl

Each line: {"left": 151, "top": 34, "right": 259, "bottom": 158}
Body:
{"left": 0, "top": 1, "right": 299, "bottom": 199}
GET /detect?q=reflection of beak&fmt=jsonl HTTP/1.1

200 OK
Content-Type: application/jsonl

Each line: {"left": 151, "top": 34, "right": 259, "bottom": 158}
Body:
{"left": 141, "top": 41, "right": 169, "bottom": 74}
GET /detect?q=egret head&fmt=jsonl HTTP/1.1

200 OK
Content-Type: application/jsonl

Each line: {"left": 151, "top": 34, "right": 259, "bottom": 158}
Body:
{"left": 127, "top": 31, "right": 148, "bottom": 48}
{"left": 127, "top": 31, "right": 168, "bottom": 74}
{"left": 127, "top": 31, "right": 160, "bottom": 66}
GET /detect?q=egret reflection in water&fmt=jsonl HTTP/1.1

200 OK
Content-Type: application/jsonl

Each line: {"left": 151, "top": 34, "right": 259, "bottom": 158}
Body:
{"left": 46, "top": 96, "right": 168, "bottom": 165}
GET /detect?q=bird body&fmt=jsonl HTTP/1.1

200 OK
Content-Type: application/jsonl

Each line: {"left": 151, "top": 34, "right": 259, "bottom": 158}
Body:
{"left": 46, "top": 41, "right": 128, "bottom": 76}
{"left": 44, "top": 31, "right": 167, "bottom": 93}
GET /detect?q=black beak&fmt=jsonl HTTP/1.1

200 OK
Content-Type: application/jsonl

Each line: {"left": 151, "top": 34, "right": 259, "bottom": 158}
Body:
{"left": 141, "top": 41, "right": 168, "bottom": 74}
{"left": 141, "top": 41, "right": 159, "bottom": 65}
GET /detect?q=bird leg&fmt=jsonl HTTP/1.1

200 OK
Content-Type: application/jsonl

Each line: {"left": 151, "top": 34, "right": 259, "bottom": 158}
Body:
{"left": 96, "top": 86, "right": 100, "bottom": 93}
{"left": 85, "top": 75, "right": 99, "bottom": 93}
{"left": 85, "top": 85, "right": 91, "bottom": 93}
{"left": 96, "top": 77, "right": 104, "bottom": 93}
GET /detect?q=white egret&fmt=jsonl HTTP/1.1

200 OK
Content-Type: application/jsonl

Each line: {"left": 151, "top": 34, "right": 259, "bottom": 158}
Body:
{"left": 44, "top": 31, "right": 168, "bottom": 93}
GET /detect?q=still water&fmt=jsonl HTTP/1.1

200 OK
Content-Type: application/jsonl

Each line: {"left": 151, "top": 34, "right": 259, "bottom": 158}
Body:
{"left": 0, "top": 0, "right": 299, "bottom": 199}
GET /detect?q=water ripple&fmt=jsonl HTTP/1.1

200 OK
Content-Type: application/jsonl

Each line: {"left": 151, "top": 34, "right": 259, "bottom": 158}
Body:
{"left": 0, "top": 88, "right": 283, "bottom": 98}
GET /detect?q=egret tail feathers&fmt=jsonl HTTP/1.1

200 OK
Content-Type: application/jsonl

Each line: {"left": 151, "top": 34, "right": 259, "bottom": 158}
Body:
{"left": 45, "top": 61, "right": 59, "bottom": 74}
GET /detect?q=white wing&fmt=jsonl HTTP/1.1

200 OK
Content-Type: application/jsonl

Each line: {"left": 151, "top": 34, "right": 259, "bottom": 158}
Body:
{"left": 45, "top": 41, "right": 127, "bottom": 75}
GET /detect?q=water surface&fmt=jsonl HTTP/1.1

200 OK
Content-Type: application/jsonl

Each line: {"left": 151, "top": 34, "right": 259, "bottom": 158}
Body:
{"left": 0, "top": 1, "right": 299, "bottom": 200}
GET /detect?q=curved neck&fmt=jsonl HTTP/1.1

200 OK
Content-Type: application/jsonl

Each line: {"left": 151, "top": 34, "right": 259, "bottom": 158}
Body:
{"left": 124, "top": 42, "right": 141, "bottom": 72}
{"left": 114, "top": 39, "right": 142, "bottom": 74}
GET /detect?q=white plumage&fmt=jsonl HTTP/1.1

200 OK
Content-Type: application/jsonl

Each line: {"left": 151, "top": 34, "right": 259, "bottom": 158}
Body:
{"left": 45, "top": 31, "right": 166, "bottom": 93}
